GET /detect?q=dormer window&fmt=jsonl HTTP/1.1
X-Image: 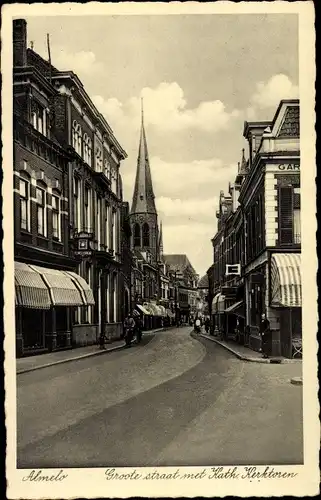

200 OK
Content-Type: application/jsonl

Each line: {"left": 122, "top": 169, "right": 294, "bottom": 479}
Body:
{"left": 31, "top": 101, "right": 48, "bottom": 137}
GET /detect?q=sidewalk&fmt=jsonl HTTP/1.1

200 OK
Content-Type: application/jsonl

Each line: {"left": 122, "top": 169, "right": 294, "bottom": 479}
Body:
{"left": 16, "top": 327, "right": 166, "bottom": 375}
{"left": 200, "top": 333, "right": 302, "bottom": 364}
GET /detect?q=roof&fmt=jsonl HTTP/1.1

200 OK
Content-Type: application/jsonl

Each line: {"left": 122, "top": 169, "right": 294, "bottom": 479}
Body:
{"left": 162, "top": 254, "right": 197, "bottom": 275}
{"left": 198, "top": 274, "right": 209, "bottom": 289}
{"left": 131, "top": 102, "right": 157, "bottom": 215}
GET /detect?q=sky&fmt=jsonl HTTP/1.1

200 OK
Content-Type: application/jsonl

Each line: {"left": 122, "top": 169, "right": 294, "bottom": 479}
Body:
{"left": 25, "top": 14, "right": 299, "bottom": 277}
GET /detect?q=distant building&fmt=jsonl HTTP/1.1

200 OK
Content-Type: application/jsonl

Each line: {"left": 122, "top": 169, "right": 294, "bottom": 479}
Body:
{"left": 162, "top": 254, "right": 199, "bottom": 323}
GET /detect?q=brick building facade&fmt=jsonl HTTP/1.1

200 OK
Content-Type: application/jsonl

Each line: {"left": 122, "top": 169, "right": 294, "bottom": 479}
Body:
{"left": 207, "top": 99, "right": 301, "bottom": 358}
{"left": 13, "top": 19, "right": 128, "bottom": 356}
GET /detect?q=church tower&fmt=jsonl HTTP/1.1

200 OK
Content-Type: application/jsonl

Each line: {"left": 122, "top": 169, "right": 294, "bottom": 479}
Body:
{"left": 130, "top": 100, "right": 159, "bottom": 262}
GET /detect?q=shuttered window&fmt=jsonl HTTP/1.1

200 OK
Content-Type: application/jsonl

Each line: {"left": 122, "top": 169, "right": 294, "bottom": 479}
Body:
{"left": 279, "top": 186, "right": 294, "bottom": 245}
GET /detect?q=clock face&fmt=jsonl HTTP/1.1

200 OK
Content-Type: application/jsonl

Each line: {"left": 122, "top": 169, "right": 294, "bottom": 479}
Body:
{"left": 78, "top": 239, "right": 88, "bottom": 250}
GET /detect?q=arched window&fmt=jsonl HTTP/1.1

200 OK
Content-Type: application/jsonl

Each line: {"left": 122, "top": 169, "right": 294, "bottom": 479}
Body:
{"left": 142, "top": 223, "right": 150, "bottom": 247}
{"left": 134, "top": 224, "right": 141, "bottom": 247}
{"left": 95, "top": 147, "right": 103, "bottom": 172}
{"left": 19, "top": 171, "right": 31, "bottom": 231}
{"left": 83, "top": 134, "right": 92, "bottom": 165}
{"left": 72, "top": 121, "right": 82, "bottom": 155}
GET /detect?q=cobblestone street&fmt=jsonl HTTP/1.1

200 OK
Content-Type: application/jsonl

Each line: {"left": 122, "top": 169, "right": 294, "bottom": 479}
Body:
{"left": 17, "top": 327, "right": 303, "bottom": 468}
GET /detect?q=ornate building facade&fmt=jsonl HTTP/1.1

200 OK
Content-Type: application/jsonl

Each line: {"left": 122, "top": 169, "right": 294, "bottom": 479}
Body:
{"left": 207, "top": 99, "right": 301, "bottom": 358}
{"left": 13, "top": 19, "right": 128, "bottom": 356}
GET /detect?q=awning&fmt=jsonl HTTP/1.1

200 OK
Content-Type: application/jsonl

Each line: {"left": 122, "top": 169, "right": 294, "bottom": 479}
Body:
{"left": 211, "top": 293, "right": 225, "bottom": 314}
{"left": 271, "top": 253, "right": 301, "bottom": 307}
{"left": 136, "top": 304, "right": 151, "bottom": 315}
{"left": 146, "top": 303, "right": 162, "bottom": 316}
{"left": 225, "top": 300, "right": 245, "bottom": 318}
{"left": 29, "top": 265, "right": 84, "bottom": 307}
{"left": 15, "top": 262, "right": 51, "bottom": 309}
{"left": 63, "top": 271, "right": 95, "bottom": 306}
{"left": 158, "top": 305, "right": 166, "bottom": 316}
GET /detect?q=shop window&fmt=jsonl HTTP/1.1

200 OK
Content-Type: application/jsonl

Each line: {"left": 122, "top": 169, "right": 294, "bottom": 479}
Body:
{"left": 36, "top": 183, "right": 47, "bottom": 236}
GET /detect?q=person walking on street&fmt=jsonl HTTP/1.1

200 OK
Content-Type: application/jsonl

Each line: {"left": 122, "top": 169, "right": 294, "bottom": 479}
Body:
{"left": 124, "top": 313, "right": 136, "bottom": 347}
{"left": 260, "top": 313, "right": 271, "bottom": 358}
{"left": 135, "top": 314, "right": 143, "bottom": 343}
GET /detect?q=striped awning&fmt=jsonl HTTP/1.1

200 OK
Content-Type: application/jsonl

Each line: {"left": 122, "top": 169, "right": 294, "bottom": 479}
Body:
{"left": 136, "top": 304, "right": 151, "bottom": 315}
{"left": 225, "top": 300, "right": 245, "bottom": 318}
{"left": 211, "top": 293, "right": 225, "bottom": 314}
{"left": 63, "top": 271, "right": 95, "bottom": 306}
{"left": 29, "top": 265, "right": 84, "bottom": 307}
{"left": 15, "top": 262, "right": 51, "bottom": 309}
{"left": 271, "top": 253, "right": 301, "bottom": 307}
{"left": 158, "top": 305, "right": 166, "bottom": 316}
{"left": 145, "top": 303, "right": 162, "bottom": 316}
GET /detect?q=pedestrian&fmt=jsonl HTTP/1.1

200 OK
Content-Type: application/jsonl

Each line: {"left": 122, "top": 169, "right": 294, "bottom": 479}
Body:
{"left": 135, "top": 314, "right": 143, "bottom": 343}
{"left": 124, "top": 313, "right": 136, "bottom": 347}
{"left": 194, "top": 316, "right": 201, "bottom": 333}
{"left": 260, "top": 313, "right": 271, "bottom": 358}
{"left": 204, "top": 316, "right": 210, "bottom": 334}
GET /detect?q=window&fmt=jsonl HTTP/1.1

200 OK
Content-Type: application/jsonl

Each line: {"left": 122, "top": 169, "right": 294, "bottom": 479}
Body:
{"left": 293, "top": 209, "right": 301, "bottom": 244}
{"left": 142, "top": 223, "right": 150, "bottom": 247}
{"left": 111, "top": 167, "right": 117, "bottom": 193}
{"left": 73, "top": 177, "right": 81, "bottom": 231}
{"left": 105, "top": 202, "right": 110, "bottom": 249}
{"left": 104, "top": 159, "right": 111, "bottom": 180}
{"left": 36, "top": 186, "right": 46, "bottom": 236}
{"left": 83, "top": 134, "right": 92, "bottom": 165}
{"left": 19, "top": 175, "right": 30, "bottom": 231}
{"left": 84, "top": 186, "right": 91, "bottom": 232}
{"left": 96, "top": 195, "right": 102, "bottom": 246}
{"left": 279, "top": 186, "right": 294, "bottom": 245}
{"left": 110, "top": 209, "right": 116, "bottom": 252}
{"left": 134, "top": 224, "right": 141, "bottom": 247}
{"left": 72, "top": 121, "right": 82, "bottom": 155}
{"left": 52, "top": 193, "right": 61, "bottom": 240}
{"left": 95, "top": 147, "right": 103, "bottom": 172}
{"left": 84, "top": 263, "right": 92, "bottom": 323}
{"left": 31, "top": 102, "right": 47, "bottom": 136}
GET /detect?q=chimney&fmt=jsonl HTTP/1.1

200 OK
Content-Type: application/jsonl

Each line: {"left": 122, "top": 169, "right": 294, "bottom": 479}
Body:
{"left": 13, "top": 19, "right": 27, "bottom": 67}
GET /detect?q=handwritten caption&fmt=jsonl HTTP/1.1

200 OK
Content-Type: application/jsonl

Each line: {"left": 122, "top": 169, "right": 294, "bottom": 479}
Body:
{"left": 21, "top": 466, "right": 299, "bottom": 483}
{"left": 105, "top": 466, "right": 298, "bottom": 481}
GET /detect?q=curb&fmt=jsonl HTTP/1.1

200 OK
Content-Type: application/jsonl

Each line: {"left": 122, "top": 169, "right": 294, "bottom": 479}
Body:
{"left": 199, "top": 334, "right": 301, "bottom": 364}
{"left": 16, "top": 344, "right": 126, "bottom": 375}
{"left": 16, "top": 327, "right": 171, "bottom": 375}
{"left": 290, "top": 377, "right": 303, "bottom": 386}
{"left": 199, "top": 334, "right": 269, "bottom": 363}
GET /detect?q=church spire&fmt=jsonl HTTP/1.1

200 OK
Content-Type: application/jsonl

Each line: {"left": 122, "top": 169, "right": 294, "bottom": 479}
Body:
{"left": 131, "top": 98, "right": 157, "bottom": 215}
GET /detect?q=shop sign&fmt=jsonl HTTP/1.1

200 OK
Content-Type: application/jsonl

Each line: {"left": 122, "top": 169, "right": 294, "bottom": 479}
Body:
{"left": 278, "top": 164, "right": 300, "bottom": 171}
